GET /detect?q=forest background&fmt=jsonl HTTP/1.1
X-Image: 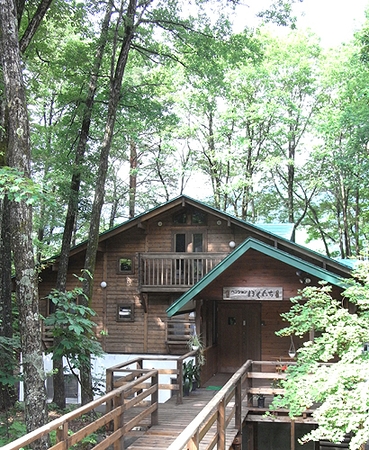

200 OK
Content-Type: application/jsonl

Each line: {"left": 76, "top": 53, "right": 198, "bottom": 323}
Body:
{"left": 4, "top": 0, "right": 369, "bottom": 262}
{"left": 2, "top": 0, "right": 369, "bottom": 445}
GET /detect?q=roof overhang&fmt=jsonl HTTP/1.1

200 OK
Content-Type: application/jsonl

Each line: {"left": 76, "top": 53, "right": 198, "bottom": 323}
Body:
{"left": 166, "top": 237, "right": 351, "bottom": 317}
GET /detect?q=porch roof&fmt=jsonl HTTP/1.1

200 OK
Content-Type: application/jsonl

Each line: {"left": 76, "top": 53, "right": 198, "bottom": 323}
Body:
{"left": 166, "top": 237, "right": 351, "bottom": 317}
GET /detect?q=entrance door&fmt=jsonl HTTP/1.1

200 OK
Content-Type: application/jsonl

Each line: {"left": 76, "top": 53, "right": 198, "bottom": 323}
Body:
{"left": 218, "top": 302, "right": 261, "bottom": 372}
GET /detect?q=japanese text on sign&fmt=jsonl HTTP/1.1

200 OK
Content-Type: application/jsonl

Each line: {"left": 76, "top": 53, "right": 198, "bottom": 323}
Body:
{"left": 223, "top": 287, "right": 283, "bottom": 300}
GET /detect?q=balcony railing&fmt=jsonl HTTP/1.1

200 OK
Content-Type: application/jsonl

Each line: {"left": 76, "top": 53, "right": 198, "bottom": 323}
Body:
{"left": 139, "top": 252, "right": 227, "bottom": 291}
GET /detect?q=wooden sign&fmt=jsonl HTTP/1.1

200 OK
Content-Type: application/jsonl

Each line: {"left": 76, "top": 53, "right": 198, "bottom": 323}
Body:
{"left": 223, "top": 287, "right": 283, "bottom": 301}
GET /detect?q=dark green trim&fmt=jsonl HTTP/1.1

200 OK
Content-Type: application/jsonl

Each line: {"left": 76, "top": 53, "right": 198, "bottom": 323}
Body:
{"left": 166, "top": 237, "right": 350, "bottom": 317}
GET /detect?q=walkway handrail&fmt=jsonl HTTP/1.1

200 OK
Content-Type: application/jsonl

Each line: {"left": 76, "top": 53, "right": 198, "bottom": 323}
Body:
{"left": 106, "top": 351, "right": 198, "bottom": 405}
{"left": 2, "top": 368, "right": 159, "bottom": 450}
{"left": 167, "top": 359, "right": 253, "bottom": 450}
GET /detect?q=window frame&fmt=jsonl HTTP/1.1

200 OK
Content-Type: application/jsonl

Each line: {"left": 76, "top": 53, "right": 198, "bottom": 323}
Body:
{"left": 117, "top": 256, "right": 134, "bottom": 274}
{"left": 116, "top": 304, "right": 135, "bottom": 322}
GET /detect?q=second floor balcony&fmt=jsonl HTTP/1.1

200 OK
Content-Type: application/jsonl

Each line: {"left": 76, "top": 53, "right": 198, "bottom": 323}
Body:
{"left": 139, "top": 252, "right": 228, "bottom": 292}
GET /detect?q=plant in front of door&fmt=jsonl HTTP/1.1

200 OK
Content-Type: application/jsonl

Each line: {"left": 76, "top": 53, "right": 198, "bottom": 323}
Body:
{"left": 187, "top": 334, "right": 206, "bottom": 387}
{"left": 183, "top": 360, "right": 196, "bottom": 395}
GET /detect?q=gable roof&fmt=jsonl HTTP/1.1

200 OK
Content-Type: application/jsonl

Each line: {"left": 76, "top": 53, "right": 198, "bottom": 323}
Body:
{"left": 166, "top": 237, "right": 351, "bottom": 317}
{"left": 67, "top": 195, "right": 296, "bottom": 256}
{"left": 59, "top": 195, "right": 351, "bottom": 287}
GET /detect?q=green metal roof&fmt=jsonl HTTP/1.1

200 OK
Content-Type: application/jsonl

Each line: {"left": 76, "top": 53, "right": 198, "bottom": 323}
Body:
{"left": 166, "top": 237, "right": 350, "bottom": 317}
{"left": 256, "top": 223, "right": 294, "bottom": 240}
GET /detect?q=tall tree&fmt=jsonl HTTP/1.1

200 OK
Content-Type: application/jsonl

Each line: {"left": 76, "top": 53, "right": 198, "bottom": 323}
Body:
{"left": 304, "top": 42, "right": 369, "bottom": 258}
{"left": 0, "top": 0, "right": 48, "bottom": 445}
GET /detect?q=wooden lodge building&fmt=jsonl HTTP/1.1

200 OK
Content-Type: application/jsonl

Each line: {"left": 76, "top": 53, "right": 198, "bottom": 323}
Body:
{"left": 37, "top": 195, "right": 354, "bottom": 449}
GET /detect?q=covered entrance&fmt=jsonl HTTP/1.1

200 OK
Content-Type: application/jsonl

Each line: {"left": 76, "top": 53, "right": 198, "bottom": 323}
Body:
{"left": 218, "top": 302, "right": 261, "bottom": 372}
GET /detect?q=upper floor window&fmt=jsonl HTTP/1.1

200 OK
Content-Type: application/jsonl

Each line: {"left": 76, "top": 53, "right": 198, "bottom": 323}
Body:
{"left": 173, "top": 211, "right": 187, "bottom": 224}
{"left": 174, "top": 232, "right": 205, "bottom": 252}
{"left": 172, "top": 208, "right": 207, "bottom": 226}
{"left": 192, "top": 211, "right": 206, "bottom": 225}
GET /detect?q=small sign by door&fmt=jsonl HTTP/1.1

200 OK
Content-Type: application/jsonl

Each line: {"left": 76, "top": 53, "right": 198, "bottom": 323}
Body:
{"left": 223, "top": 287, "right": 283, "bottom": 300}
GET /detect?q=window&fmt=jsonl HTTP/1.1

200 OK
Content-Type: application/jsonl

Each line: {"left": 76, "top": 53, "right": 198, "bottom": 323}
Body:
{"left": 116, "top": 304, "right": 134, "bottom": 322}
{"left": 174, "top": 232, "right": 205, "bottom": 253}
{"left": 192, "top": 211, "right": 206, "bottom": 225}
{"left": 172, "top": 208, "right": 207, "bottom": 225}
{"left": 173, "top": 211, "right": 187, "bottom": 224}
{"left": 118, "top": 257, "right": 133, "bottom": 273}
{"left": 193, "top": 233, "right": 203, "bottom": 252}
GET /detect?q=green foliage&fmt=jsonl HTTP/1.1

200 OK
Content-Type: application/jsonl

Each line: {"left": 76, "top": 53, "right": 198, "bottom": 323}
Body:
{"left": 43, "top": 275, "right": 104, "bottom": 376}
{"left": 0, "top": 404, "right": 27, "bottom": 445}
{"left": 0, "top": 166, "right": 47, "bottom": 205}
{"left": 0, "top": 334, "right": 21, "bottom": 387}
{"left": 183, "top": 360, "right": 198, "bottom": 392}
{"left": 257, "top": 0, "right": 302, "bottom": 29}
{"left": 273, "top": 262, "right": 369, "bottom": 449}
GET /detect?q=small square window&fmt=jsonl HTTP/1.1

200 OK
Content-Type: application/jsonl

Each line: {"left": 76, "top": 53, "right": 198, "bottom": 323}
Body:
{"left": 117, "top": 304, "right": 134, "bottom": 322}
{"left": 118, "top": 257, "right": 133, "bottom": 273}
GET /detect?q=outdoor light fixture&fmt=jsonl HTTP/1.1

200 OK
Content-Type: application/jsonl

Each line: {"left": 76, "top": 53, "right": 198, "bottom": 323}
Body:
{"left": 288, "top": 335, "right": 296, "bottom": 358}
{"left": 229, "top": 241, "right": 236, "bottom": 249}
{"left": 100, "top": 281, "right": 107, "bottom": 289}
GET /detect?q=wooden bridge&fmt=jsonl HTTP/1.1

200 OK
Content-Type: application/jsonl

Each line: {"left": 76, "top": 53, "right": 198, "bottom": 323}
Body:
{"left": 2, "top": 358, "right": 318, "bottom": 450}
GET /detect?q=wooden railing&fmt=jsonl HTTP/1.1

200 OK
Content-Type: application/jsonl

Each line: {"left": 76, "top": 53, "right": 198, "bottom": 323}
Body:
{"left": 166, "top": 360, "right": 315, "bottom": 450}
{"left": 106, "top": 352, "right": 198, "bottom": 406}
{"left": 2, "top": 368, "right": 159, "bottom": 450}
{"left": 139, "top": 252, "right": 227, "bottom": 290}
{"left": 167, "top": 359, "right": 252, "bottom": 450}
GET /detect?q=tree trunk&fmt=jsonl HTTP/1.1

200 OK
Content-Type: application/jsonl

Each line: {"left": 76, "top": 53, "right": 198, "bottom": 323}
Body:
{"left": 129, "top": 140, "right": 137, "bottom": 218}
{"left": 0, "top": 0, "right": 48, "bottom": 444}
{"left": 52, "top": 0, "right": 113, "bottom": 408}
{"left": 0, "top": 196, "right": 17, "bottom": 411}
{"left": 81, "top": 0, "right": 138, "bottom": 405}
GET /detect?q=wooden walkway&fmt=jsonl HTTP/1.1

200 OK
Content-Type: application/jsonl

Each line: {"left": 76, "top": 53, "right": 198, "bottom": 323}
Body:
{"left": 126, "top": 374, "right": 244, "bottom": 449}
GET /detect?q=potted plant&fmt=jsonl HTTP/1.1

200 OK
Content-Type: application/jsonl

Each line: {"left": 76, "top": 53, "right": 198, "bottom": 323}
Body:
{"left": 257, "top": 393, "right": 265, "bottom": 408}
{"left": 188, "top": 334, "right": 206, "bottom": 368}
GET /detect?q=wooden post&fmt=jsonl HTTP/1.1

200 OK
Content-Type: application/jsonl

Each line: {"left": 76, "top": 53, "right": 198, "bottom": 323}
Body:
{"left": 246, "top": 422, "right": 256, "bottom": 450}
{"left": 56, "top": 422, "right": 68, "bottom": 445}
{"left": 290, "top": 420, "right": 295, "bottom": 450}
{"left": 151, "top": 371, "right": 159, "bottom": 426}
{"left": 189, "top": 430, "right": 199, "bottom": 450}
{"left": 136, "top": 359, "right": 143, "bottom": 397}
{"left": 106, "top": 369, "right": 113, "bottom": 415}
{"left": 235, "top": 378, "right": 242, "bottom": 433}
{"left": 113, "top": 391, "right": 125, "bottom": 450}
{"left": 177, "top": 358, "right": 183, "bottom": 405}
{"left": 217, "top": 397, "right": 226, "bottom": 450}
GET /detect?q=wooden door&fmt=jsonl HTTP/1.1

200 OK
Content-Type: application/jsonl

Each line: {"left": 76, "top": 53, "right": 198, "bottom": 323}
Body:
{"left": 218, "top": 302, "right": 261, "bottom": 373}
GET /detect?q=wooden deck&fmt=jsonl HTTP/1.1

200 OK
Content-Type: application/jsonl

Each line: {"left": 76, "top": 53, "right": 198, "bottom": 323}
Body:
{"left": 126, "top": 373, "right": 244, "bottom": 449}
